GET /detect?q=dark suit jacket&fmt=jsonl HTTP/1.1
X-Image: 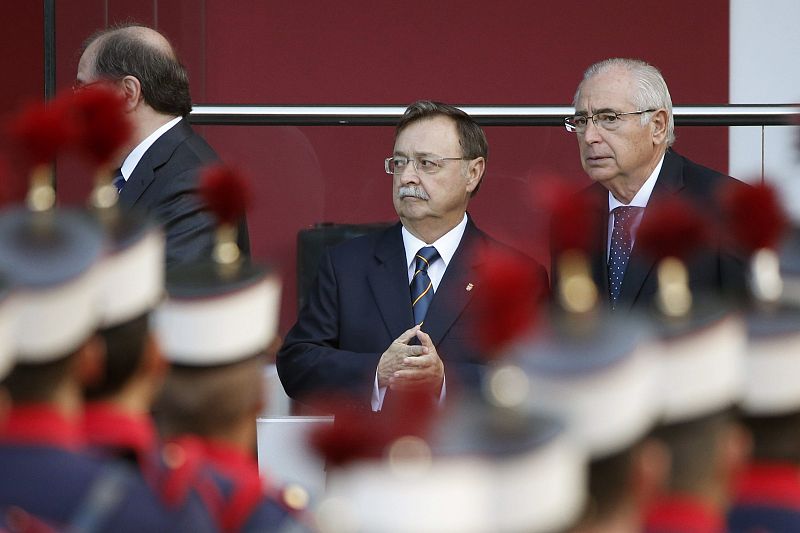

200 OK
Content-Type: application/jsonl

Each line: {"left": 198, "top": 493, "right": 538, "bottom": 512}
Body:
{"left": 555, "top": 149, "right": 748, "bottom": 314}
{"left": 277, "top": 217, "right": 549, "bottom": 408}
{"left": 119, "top": 118, "right": 250, "bottom": 267}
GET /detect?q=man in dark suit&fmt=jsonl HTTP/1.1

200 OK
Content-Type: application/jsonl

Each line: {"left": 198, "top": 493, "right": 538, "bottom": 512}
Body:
{"left": 558, "top": 58, "right": 747, "bottom": 313}
{"left": 76, "top": 23, "right": 249, "bottom": 267}
{"left": 278, "top": 101, "right": 548, "bottom": 411}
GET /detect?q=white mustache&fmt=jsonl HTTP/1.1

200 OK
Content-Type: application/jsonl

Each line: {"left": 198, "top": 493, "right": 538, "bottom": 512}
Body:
{"left": 398, "top": 186, "right": 430, "bottom": 200}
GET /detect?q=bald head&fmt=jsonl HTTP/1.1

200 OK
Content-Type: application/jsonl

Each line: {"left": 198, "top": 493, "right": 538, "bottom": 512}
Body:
{"left": 78, "top": 23, "right": 192, "bottom": 117}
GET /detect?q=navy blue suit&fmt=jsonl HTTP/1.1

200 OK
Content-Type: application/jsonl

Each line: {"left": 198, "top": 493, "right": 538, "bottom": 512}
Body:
{"left": 277, "top": 217, "right": 549, "bottom": 408}
{"left": 553, "top": 149, "right": 748, "bottom": 314}
{"left": 119, "top": 118, "right": 250, "bottom": 268}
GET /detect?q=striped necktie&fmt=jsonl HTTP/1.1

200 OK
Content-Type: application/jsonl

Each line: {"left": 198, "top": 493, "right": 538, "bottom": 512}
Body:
{"left": 112, "top": 169, "right": 126, "bottom": 194}
{"left": 411, "top": 246, "right": 439, "bottom": 326}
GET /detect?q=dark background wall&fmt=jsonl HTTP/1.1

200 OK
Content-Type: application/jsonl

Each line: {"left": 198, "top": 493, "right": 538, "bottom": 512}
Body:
{"left": 2, "top": 0, "right": 729, "bottom": 333}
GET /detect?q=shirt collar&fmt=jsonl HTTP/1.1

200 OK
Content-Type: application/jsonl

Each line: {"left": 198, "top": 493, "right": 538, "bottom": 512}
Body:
{"left": 645, "top": 494, "right": 725, "bottom": 533}
{"left": 608, "top": 152, "right": 665, "bottom": 211}
{"left": 83, "top": 401, "right": 157, "bottom": 460}
{"left": 120, "top": 116, "right": 183, "bottom": 180}
{"left": 1, "top": 404, "right": 85, "bottom": 450}
{"left": 401, "top": 214, "right": 468, "bottom": 270}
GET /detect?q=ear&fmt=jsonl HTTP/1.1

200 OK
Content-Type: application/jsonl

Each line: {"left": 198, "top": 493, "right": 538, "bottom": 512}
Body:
{"left": 650, "top": 109, "right": 669, "bottom": 145}
{"left": 76, "top": 334, "right": 105, "bottom": 388}
{"left": 630, "top": 438, "right": 671, "bottom": 506}
{"left": 119, "top": 75, "right": 143, "bottom": 112}
{"left": 0, "top": 388, "right": 10, "bottom": 427}
{"left": 141, "top": 332, "right": 168, "bottom": 379}
{"left": 719, "top": 420, "right": 752, "bottom": 481}
{"left": 465, "top": 156, "right": 486, "bottom": 194}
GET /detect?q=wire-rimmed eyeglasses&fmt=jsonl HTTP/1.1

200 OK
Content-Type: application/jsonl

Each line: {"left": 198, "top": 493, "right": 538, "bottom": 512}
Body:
{"left": 564, "top": 109, "right": 657, "bottom": 133}
{"left": 384, "top": 156, "right": 469, "bottom": 175}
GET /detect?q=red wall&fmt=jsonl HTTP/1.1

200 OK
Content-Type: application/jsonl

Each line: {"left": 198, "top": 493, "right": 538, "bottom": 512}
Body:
{"left": 4, "top": 0, "right": 730, "bottom": 334}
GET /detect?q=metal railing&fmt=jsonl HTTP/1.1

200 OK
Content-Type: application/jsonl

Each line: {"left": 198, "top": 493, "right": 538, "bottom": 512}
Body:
{"left": 189, "top": 104, "right": 800, "bottom": 127}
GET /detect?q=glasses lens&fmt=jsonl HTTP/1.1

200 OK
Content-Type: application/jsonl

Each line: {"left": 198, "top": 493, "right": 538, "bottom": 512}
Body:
{"left": 595, "top": 112, "right": 620, "bottom": 130}
{"left": 388, "top": 157, "right": 410, "bottom": 174}
{"left": 566, "top": 116, "right": 588, "bottom": 133}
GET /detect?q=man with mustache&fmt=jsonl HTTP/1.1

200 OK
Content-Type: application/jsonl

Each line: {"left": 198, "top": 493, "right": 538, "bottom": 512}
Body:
{"left": 278, "top": 100, "right": 548, "bottom": 412}
{"left": 557, "top": 58, "right": 748, "bottom": 314}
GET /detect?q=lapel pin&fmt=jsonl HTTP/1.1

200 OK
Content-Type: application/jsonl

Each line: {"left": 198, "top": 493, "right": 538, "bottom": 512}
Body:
{"left": 465, "top": 283, "right": 474, "bottom": 292}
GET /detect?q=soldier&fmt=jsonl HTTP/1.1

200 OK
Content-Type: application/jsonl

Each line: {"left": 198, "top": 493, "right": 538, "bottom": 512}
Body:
{"left": 0, "top": 203, "right": 184, "bottom": 531}
{"left": 153, "top": 165, "right": 310, "bottom": 532}
{"left": 516, "top": 316, "right": 667, "bottom": 533}
{"left": 82, "top": 202, "right": 220, "bottom": 530}
{"left": 0, "top": 273, "right": 14, "bottom": 429}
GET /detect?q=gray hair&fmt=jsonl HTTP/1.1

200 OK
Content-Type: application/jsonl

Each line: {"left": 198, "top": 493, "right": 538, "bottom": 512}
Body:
{"left": 574, "top": 58, "right": 675, "bottom": 146}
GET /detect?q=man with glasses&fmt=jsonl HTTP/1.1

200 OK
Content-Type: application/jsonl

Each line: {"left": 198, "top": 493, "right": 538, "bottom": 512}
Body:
{"left": 558, "top": 58, "right": 747, "bottom": 313}
{"left": 76, "top": 23, "right": 249, "bottom": 268}
{"left": 278, "top": 100, "right": 547, "bottom": 413}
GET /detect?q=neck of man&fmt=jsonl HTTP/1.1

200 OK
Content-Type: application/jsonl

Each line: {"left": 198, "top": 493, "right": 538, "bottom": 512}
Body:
{"left": 132, "top": 107, "right": 180, "bottom": 148}
{"left": 49, "top": 379, "right": 85, "bottom": 420}
{"left": 209, "top": 412, "right": 258, "bottom": 455}
{"left": 401, "top": 212, "right": 465, "bottom": 245}
{"left": 607, "top": 147, "right": 666, "bottom": 204}
{"left": 98, "top": 375, "right": 158, "bottom": 415}
{"left": 573, "top": 497, "right": 642, "bottom": 533}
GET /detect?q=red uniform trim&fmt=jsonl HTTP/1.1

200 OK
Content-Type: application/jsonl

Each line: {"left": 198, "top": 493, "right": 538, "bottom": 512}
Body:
{"left": 196, "top": 438, "right": 268, "bottom": 532}
{"left": 645, "top": 494, "right": 725, "bottom": 533}
{"left": 733, "top": 462, "right": 800, "bottom": 509}
{"left": 83, "top": 402, "right": 156, "bottom": 462}
{"left": 1, "top": 404, "right": 84, "bottom": 450}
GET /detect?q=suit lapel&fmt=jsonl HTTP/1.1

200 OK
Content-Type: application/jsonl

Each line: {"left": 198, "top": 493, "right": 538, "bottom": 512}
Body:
{"left": 422, "top": 219, "right": 482, "bottom": 346}
{"left": 367, "top": 224, "right": 416, "bottom": 340}
{"left": 586, "top": 183, "right": 611, "bottom": 300}
{"left": 618, "top": 150, "right": 685, "bottom": 309}
{"left": 118, "top": 118, "right": 192, "bottom": 208}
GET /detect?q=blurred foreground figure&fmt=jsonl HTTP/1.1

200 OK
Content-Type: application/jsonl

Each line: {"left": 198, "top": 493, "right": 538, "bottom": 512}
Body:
{"left": 82, "top": 182, "right": 219, "bottom": 530}
{"left": 153, "top": 165, "right": 310, "bottom": 532}
{"left": 312, "top": 383, "right": 585, "bottom": 532}
{"left": 76, "top": 23, "right": 250, "bottom": 267}
{"left": 514, "top": 314, "right": 666, "bottom": 533}
{"left": 725, "top": 186, "right": 800, "bottom": 532}
{"left": 0, "top": 198, "right": 181, "bottom": 531}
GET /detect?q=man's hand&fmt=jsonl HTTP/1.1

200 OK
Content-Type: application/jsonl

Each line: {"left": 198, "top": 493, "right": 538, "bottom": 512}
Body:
{"left": 377, "top": 326, "right": 428, "bottom": 388}
{"left": 389, "top": 329, "right": 444, "bottom": 392}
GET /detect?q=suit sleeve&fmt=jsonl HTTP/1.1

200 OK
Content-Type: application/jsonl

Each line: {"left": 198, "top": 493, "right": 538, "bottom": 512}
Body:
{"left": 276, "top": 249, "right": 382, "bottom": 405}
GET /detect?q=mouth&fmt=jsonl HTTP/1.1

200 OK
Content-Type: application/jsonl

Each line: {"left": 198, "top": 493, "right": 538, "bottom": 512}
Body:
{"left": 585, "top": 155, "right": 612, "bottom": 165}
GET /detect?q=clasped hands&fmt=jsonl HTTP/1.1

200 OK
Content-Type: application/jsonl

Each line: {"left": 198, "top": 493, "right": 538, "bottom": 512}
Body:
{"left": 377, "top": 325, "right": 444, "bottom": 392}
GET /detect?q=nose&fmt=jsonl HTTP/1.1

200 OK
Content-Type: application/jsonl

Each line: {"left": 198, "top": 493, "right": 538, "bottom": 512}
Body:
{"left": 399, "top": 162, "right": 421, "bottom": 184}
{"left": 582, "top": 119, "right": 603, "bottom": 144}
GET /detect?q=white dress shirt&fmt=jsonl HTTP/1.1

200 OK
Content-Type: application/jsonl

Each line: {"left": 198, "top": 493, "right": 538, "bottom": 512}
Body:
{"left": 371, "top": 214, "right": 468, "bottom": 411}
{"left": 118, "top": 116, "right": 183, "bottom": 182}
{"left": 606, "top": 153, "right": 665, "bottom": 259}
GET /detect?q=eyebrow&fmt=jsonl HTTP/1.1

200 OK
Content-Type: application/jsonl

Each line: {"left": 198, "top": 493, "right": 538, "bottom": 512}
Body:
{"left": 393, "top": 151, "right": 439, "bottom": 158}
{"left": 578, "top": 107, "right": 618, "bottom": 116}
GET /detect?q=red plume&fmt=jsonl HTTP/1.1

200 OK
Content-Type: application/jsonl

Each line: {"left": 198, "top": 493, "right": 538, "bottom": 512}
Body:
{"left": 7, "top": 97, "right": 76, "bottom": 168}
{"left": 69, "top": 84, "right": 133, "bottom": 166}
{"left": 534, "top": 178, "right": 602, "bottom": 255}
{"left": 307, "top": 391, "right": 438, "bottom": 467}
{"left": 472, "top": 245, "right": 543, "bottom": 355}
{"left": 199, "top": 164, "right": 252, "bottom": 225}
{"left": 637, "top": 197, "right": 711, "bottom": 262}
{"left": 720, "top": 180, "right": 787, "bottom": 253}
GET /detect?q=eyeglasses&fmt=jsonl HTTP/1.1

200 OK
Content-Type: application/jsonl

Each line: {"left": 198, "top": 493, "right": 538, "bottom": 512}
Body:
{"left": 564, "top": 109, "right": 657, "bottom": 133}
{"left": 71, "top": 78, "right": 118, "bottom": 93}
{"left": 384, "top": 156, "right": 468, "bottom": 175}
